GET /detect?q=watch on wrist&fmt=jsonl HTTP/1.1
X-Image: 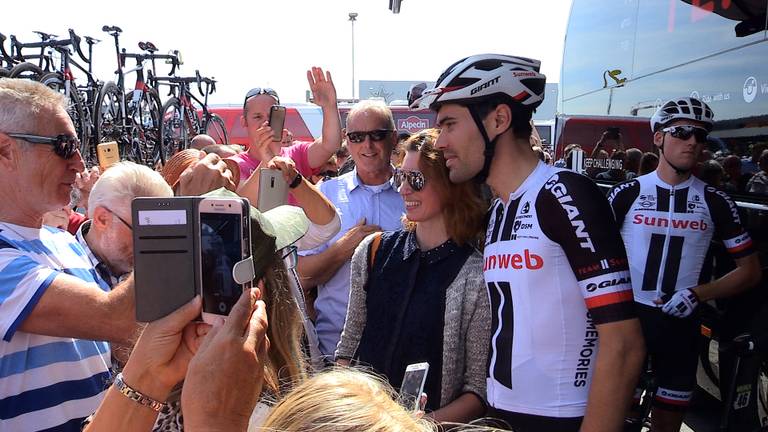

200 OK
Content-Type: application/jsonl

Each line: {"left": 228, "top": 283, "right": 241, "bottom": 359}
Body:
{"left": 289, "top": 172, "right": 303, "bottom": 189}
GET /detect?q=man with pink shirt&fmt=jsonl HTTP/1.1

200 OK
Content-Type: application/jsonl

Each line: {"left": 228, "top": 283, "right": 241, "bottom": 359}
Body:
{"left": 229, "top": 67, "right": 342, "bottom": 184}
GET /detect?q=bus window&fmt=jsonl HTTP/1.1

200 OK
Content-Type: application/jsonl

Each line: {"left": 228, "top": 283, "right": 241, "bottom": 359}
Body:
{"left": 560, "top": 1, "right": 638, "bottom": 101}
{"left": 633, "top": 0, "right": 767, "bottom": 78}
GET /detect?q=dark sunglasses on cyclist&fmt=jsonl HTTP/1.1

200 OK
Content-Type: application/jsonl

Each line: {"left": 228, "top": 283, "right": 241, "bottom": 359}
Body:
{"left": 346, "top": 129, "right": 394, "bottom": 144}
{"left": 243, "top": 87, "right": 280, "bottom": 107}
{"left": 5, "top": 133, "right": 80, "bottom": 159}
{"left": 394, "top": 168, "right": 426, "bottom": 192}
{"left": 662, "top": 125, "right": 709, "bottom": 142}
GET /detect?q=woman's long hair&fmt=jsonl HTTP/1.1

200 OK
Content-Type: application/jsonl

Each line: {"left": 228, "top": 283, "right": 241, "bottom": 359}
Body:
{"left": 260, "top": 257, "right": 307, "bottom": 396}
{"left": 401, "top": 129, "right": 486, "bottom": 246}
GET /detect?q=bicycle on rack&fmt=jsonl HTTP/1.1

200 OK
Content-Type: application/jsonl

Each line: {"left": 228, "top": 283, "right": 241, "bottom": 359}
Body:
{"left": 5, "top": 31, "right": 57, "bottom": 80}
{"left": 156, "top": 70, "right": 227, "bottom": 163}
{"left": 5, "top": 30, "right": 99, "bottom": 157}
{"left": 95, "top": 26, "right": 177, "bottom": 167}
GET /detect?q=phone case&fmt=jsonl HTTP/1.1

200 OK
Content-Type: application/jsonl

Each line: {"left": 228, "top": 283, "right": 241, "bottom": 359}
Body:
{"left": 257, "top": 168, "right": 288, "bottom": 212}
{"left": 269, "top": 105, "right": 286, "bottom": 141}
{"left": 97, "top": 141, "right": 119, "bottom": 169}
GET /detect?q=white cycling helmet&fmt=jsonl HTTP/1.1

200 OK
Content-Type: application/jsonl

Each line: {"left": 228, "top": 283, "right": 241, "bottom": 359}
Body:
{"left": 410, "top": 54, "right": 546, "bottom": 111}
{"left": 650, "top": 97, "right": 715, "bottom": 132}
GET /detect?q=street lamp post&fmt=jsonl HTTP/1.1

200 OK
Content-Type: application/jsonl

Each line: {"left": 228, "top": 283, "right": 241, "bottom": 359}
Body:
{"left": 349, "top": 12, "right": 358, "bottom": 101}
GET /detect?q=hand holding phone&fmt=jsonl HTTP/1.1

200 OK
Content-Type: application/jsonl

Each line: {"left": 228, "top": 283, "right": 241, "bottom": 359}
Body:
{"left": 269, "top": 105, "right": 286, "bottom": 142}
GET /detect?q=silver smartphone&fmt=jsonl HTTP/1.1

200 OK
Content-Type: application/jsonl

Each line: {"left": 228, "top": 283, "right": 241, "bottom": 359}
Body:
{"left": 257, "top": 168, "right": 288, "bottom": 212}
{"left": 397, "top": 362, "right": 429, "bottom": 412}
{"left": 198, "top": 197, "right": 251, "bottom": 325}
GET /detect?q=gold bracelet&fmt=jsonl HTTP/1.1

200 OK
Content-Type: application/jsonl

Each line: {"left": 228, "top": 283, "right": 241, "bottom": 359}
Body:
{"left": 114, "top": 373, "right": 167, "bottom": 412}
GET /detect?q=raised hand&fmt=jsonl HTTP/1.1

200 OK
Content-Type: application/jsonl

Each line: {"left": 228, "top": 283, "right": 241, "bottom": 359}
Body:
{"left": 307, "top": 67, "right": 337, "bottom": 109}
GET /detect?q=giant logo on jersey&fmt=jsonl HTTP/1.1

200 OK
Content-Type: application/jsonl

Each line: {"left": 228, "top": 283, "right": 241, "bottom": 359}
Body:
{"left": 484, "top": 249, "right": 543, "bottom": 271}
{"left": 544, "top": 175, "right": 596, "bottom": 252}
{"left": 706, "top": 186, "right": 742, "bottom": 224}
{"left": 632, "top": 214, "right": 708, "bottom": 231}
{"left": 585, "top": 276, "right": 631, "bottom": 292}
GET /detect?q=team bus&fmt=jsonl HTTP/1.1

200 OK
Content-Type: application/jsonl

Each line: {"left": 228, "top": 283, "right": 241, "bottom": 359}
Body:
{"left": 559, "top": 0, "right": 768, "bottom": 429}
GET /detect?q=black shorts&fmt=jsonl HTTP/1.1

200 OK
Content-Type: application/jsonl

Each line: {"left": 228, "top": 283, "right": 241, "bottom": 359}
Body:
{"left": 486, "top": 407, "right": 582, "bottom": 432}
{"left": 636, "top": 303, "right": 700, "bottom": 411}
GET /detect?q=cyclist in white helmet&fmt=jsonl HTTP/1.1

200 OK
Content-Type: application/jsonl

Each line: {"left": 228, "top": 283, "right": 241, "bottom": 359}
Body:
{"left": 608, "top": 97, "right": 760, "bottom": 432}
{"left": 412, "top": 54, "right": 646, "bottom": 432}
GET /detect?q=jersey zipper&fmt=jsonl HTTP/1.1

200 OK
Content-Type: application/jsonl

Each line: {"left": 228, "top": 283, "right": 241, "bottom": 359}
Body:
{"left": 655, "top": 186, "right": 675, "bottom": 303}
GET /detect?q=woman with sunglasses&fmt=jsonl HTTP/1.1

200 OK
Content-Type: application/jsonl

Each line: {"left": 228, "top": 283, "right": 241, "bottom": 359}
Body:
{"left": 336, "top": 129, "right": 491, "bottom": 425}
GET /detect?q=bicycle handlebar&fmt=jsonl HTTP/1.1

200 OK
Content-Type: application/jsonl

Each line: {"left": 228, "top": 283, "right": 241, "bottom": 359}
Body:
{"left": 68, "top": 29, "right": 90, "bottom": 64}
{"left": 32, "top": 31, "right": 58, "bottom": 41}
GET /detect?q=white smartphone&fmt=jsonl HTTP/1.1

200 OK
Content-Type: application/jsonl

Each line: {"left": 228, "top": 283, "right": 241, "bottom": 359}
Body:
{"left": 397, "top": 362, "right": 429, "bottom": 412}
{"left": 257, "top": 168, "right": 288, "bottom": 212}
{"left": 198, "top": 197, "right": 251, "bottom": 325}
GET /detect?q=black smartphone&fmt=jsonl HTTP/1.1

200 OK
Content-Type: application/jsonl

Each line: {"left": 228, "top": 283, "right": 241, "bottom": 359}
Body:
{"left": 269, "top": 105, "right": 286, "bottom": 141}
{"left": 198, "top": 197, "right": 251, "bottom": 324}
{"left": 605, "top": 127, "right": 621, "bottom": 140}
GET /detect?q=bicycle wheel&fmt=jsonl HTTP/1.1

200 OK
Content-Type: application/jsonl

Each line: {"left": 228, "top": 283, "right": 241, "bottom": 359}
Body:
{"left": 40, "top": 72, "right": 89, "bottom": 159}
{"left": 9, "top": 62, "right": 44, "bottom": 80}
{"left": 94, "top": 81, "right": 126, "bottom": 159}
{"left": 0, "top": 67, "right": 10, "bottom": 78}
{"left": 160, "top": 97, "right": 193, "bottom": 163}
{"left": 126, "top": 88, "right": 162, "bottom": 167}
{"left": 204, "top": 113, "right": 229, "bottom": 145}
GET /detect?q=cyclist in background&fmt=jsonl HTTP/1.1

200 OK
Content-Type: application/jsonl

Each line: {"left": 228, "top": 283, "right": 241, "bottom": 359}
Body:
{"left": 607, "top": 97, "right": 761, "bottom": 432}
{"left": 411, "top": 54, "right": 645, "bottom": 432}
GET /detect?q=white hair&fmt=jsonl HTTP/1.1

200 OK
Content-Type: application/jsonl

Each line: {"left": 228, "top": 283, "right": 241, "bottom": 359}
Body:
{"left": 0, "top": 78, "right": 66, "bottom": 134}
{"left": 346, "top": 99, "right": 396, "bottom": 131}
{"left": 88, "top": 162, "right": 173, "bottom": 218}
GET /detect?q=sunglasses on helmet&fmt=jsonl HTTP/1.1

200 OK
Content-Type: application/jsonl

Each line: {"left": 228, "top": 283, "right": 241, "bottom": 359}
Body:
{"left": 5, "top": 132, "right": 80, "bottom": 159}
{"left": 346, "top": 129, "right": 394, "bottom": 144}
{"left": 662, "top": 125, "right": 709, "bottom": 142}
{"left": 243, "top": 87, "right": 280, "bottom": 107}
{"left": 394, "top": 168, "right": 426, "bottom": 192}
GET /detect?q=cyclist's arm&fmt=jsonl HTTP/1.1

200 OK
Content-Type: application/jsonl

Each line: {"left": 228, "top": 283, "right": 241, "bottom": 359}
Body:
{"left": 693, "top": 253, "right": 760, "bottom": 301}
{"left": 306, "top": 102, "right": 342, "bottom": 170}
{"left": 581, "top": 319, "right": 645, "bottom": 432}
{"left": 694, "top": 187, "right": 762, "bottom": 301}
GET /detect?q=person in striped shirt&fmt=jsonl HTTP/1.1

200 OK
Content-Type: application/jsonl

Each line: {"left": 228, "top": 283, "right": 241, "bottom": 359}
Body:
{"left": 0, "top": 79, "right": 140, "bottom": 431}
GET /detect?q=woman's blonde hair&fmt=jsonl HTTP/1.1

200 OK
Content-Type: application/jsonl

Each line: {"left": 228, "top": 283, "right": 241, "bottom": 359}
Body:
{"left": 260, "top": 259, "right": 307, "bottom": 396}
{"left": 401, "top": 129, "right": 486, "bottom": 246}
{"left": 260, "top": 368, "right": 437, "bottom": 432}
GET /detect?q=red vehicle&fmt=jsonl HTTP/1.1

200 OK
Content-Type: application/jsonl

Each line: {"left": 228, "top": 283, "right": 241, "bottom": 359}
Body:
{"left": 209, "top": 103, "right": 436, "bottom": 147}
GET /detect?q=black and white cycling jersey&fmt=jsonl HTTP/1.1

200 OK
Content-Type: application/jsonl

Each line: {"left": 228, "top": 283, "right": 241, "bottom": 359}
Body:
{"left": 484, "top": 161, "right": 635, "bottom": 417}
{"left": 608, "top": 171, "right": 754, "bottom": 307}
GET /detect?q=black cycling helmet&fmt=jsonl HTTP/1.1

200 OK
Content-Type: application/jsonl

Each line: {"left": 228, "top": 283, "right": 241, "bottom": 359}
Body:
{"left": 411, "top": 54, "right": 547, "bottom": 183}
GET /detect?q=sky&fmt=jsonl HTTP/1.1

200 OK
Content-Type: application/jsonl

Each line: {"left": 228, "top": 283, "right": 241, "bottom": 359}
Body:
{"left": 3, "top": 0, "right": 573, "bottom": 105}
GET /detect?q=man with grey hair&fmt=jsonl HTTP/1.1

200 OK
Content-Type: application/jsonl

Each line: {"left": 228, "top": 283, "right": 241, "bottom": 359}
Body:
{"left": 77, "top": 161, "right": 173, "bottom": 289}
{"left": 0, "top": 79, "right": 139, "bottom": 431}
{"left": 298, "top": 100, "right": 405, "bottom": 358}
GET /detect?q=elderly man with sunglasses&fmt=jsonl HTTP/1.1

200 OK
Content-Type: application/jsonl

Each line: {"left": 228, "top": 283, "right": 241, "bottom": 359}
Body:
{"left": 608, "top": 97, "right": 761, "bottom": 432}
{"left": 0, "top": 79, "right": 143, "bottom": 431}
{"left": 297, "top": 100, "right": 405, "bottom": 359}
{"left": 229, "top": 67, "right": 342, "bottom": 186}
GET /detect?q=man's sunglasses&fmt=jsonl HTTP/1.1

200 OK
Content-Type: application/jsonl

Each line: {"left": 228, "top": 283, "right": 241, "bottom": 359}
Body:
{"left": 346, "top": 129, "right": 394, "bottom": 144}
{"left": 6, "top": 133, "right": 80, "bottom": 159}
{"left": 243, "top": 87, "right": 280, "bottom": 107}
{"left": 662, "top": 125, "right": 709, "bottom": 142}
{"left": 394, "top": 168, "right": 426, "bottom": 192}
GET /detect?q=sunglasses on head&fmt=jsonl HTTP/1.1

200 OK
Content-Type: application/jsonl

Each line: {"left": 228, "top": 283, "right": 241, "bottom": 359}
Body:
{"left": 346, "top": 129, "right": 393, "bottom": 144}
{"left": 243, "top": 87, "right": 280, "bottom": 107}
{"left": 394, "top": 168, "right": 426, "bottom": 192}
{"left": 662, "top": 125, "right": 709, "bottom": 142}
{"left": 6, "top": 132, "right": 80, "bottom": 159}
